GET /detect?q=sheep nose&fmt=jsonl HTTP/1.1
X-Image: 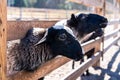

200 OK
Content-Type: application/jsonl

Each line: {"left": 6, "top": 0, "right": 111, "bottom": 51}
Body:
{"left": 103, "top": 18, "right": 108, "bottom": 22}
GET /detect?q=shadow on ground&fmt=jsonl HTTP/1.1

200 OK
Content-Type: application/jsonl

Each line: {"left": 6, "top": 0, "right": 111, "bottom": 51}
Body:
{"left": 80, "top": 46, "right": 120, "bottom": 80}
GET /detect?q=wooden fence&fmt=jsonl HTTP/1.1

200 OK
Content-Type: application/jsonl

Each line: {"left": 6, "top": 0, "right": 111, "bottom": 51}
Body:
{"left": 62, "top": 28, "right": 120, "bottom": 80}
{"left": 0, "top": 0, "right": 120, "bottom": 80}
{"left": 6, "top": 20, "right": 120, "bottom": 80}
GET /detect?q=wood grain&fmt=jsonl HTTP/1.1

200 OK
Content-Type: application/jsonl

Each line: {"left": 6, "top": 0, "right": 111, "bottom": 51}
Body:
{"left": 0, "top": 0, "right": 7, "bottom": 80}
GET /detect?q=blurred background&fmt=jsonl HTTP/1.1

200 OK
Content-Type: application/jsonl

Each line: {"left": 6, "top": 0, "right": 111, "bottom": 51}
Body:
{"left": 7, "top": 0, "right": 120, "bottom": 20}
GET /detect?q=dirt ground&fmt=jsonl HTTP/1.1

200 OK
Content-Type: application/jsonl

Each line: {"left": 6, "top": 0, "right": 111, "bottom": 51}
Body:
{"left": 44, "top": 42, "right": 120, "bottom": 80}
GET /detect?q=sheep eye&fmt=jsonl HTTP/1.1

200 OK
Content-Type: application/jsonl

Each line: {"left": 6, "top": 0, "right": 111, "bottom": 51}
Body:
{"left": 58, "top": 33, "right": 67, "bottom": 41}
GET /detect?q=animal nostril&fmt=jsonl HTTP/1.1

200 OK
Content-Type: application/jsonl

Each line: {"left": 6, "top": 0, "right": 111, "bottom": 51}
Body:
{"left": 103, "top": 18, "right": 108, "bottom": 22}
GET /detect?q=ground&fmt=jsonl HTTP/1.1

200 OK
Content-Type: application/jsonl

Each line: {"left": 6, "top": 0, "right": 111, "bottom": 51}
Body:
{"left": 80, "top": 45, "right": 120, "bottom": 80}
{"left": 44, "top": 42, "right": 120, "bottom": 80}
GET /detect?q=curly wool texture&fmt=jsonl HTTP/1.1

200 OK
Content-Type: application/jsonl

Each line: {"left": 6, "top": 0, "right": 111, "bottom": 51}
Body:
{"left": 7, "top": 29, "right": 54, "bottom": 76}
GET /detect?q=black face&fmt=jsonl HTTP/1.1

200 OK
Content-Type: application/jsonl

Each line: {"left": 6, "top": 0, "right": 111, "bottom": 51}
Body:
{"left": 67, "top": 13, "right": 108, "bottom": 37}
{"left": 46, "top": 27, "right": 83, "bottom": 61}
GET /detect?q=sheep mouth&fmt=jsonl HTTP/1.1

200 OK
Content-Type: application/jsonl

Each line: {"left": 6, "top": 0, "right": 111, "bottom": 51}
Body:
{"left": 74, "top": 58, "right": 81, "bottom": 61}
{"left": 99, "top": 22, "right": 108, "bottom": 28}
{"left": 74, "top": 56, "right": 83, "bottom": 61}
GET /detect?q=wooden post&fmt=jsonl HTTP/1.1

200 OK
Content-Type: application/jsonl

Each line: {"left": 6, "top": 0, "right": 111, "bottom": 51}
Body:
{"left": 0, "top": 0, "right": 7, "bottom": 80}
{"left": 93, "top": 0, "right": 106, "bottom": 67}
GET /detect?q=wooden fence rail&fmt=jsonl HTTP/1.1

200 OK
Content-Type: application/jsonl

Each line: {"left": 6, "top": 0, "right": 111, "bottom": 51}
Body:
{"left": 7, "top": 20, "right": 120, "bottom": 41}
{"left": 7, "top": 21, "right": 57, "bottom": 41}
{"left": 104, "top": 28, "right": 120, "bottom": 40}
{"left": 62, "top": 52, "right": 102, "bottom": 80}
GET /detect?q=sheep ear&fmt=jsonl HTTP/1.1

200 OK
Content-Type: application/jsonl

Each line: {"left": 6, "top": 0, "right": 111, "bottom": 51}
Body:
{"left": 71, "top": 14, "right": 76, "bottom": 20}
{"left": 35, "top": 29, "right": 48, "bottom": 45}
{"left": 67, "top": 14, "right": 78, "bottom": 27}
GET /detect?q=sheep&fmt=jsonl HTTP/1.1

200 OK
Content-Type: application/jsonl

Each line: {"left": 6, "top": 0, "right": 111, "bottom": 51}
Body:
{"left": 56, "top": 13, "right": 107, "bottom": 40}
{"left": 7, "top": 25, "right": 84, "bottom": 80}
{"left": 68, "top": 13, "right": 108, "bottom": 75}
{"left": 55, "top": 13, "right": 108, "bottom": 76}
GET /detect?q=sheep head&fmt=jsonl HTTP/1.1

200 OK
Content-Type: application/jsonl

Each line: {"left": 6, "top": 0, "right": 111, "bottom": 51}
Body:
{"left": 67, "top": 13, "right": 108, "bottom": 37}
{"left": 36, "top": 25, "right": 83, "bottom": 61}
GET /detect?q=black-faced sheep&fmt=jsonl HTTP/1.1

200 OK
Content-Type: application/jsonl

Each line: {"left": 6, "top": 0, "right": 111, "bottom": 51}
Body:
{"left": 7, "top": 25, "right": 84, "bottom": 80}
{"left": 56, "top": 13, "right": 107, "bottom": 40}
{"left": 68, "top": 13, "right": 108, "bottom": 75}
{"left": 55, "top": 13, "right": 108, "bottom": 76}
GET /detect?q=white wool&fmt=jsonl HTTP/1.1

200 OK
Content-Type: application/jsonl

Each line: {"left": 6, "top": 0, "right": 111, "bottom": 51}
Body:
{"left": 53, "top": 25, "right": 75, "bottom": 38}
{"left": 33, "top": 27, "right": 46, "bottom": 36}
{"left": 54, "top": 19, "right": 67, "bottom": 27}
{"left": 33, "top": 28, "right": 43, "bottom": 32}
{"left": 64, "top": 26, "right": 76, "bottom": 38}
{"left": 54, "top": 20, "right": 76, "bottom": 38}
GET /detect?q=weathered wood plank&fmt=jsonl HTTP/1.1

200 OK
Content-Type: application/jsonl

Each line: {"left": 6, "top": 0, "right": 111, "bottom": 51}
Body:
{"left": 7, "top": 57, "right": 70, "bottom": 80}
{"left": 104, "top": 29, "right": 120, "bottom": 40}
{"left": 7, "top": 21, "right": 57, "bottom": 41}
{"left": 108, "top": 20, "right": 120, "bottom": 25}
{"left": 7, "top": 20, "right": 120, "bottom": 41}
{"left": 81, "top": 37, "right": 102, "bottom": 53}
{"left": 104, "top": 37, "right": 120, "bottom": 53}
{"left": 94, "top": 0, "right": 105, "bottom": 67}
{"left": 62, "top": 52, "right": 102, "bottom": 80}
{"left": 0, "top": 0, "right": 7, "bottom": 80}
